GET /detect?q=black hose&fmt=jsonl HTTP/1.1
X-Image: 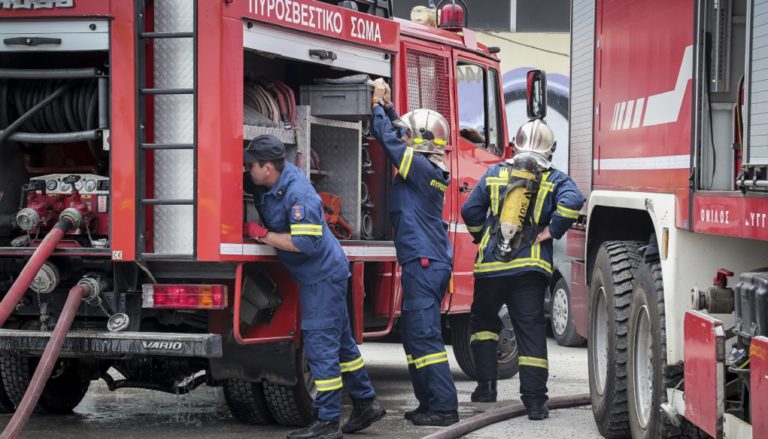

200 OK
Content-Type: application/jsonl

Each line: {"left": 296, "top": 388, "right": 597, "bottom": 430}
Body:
{"left": 0, "top": 81, "right": 74, "bottom": 146}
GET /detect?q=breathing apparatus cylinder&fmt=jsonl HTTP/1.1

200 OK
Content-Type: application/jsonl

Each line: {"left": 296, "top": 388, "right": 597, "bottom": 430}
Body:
{"left": 493, "top": 153, "right": 544, "bottom": 262}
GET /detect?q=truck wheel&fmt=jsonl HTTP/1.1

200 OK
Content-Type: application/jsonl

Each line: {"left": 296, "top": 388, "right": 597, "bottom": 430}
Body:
{"left": 451, "top": 312, "right": 519, "bottom": 380}
{"left": 628, "top": 258, "right": 681, "bottom": 438}
{"left": 0, "top": 352, "right": 90, "bottom": 414}
{"left": 0, "top": 370, "right": 14, "bottom": 413}
{"left": 588, "top": 241, "right": 642, "bottom": 438}
{"left": 223, "top": 379, "right": 274, "bottom": 425}
{"left": 550, "top": 277, "right": 586, "bottom": 347}
{"left": 262, "top": 349, "right": 315, "bottom": 426}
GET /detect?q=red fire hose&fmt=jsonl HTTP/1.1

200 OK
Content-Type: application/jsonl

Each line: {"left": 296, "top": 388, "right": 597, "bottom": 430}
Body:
{"left": 0, "top": 219, "right": 74, "bottom": 327}
{"left": 0, "top": 281, "right": 94, "bottom": 439}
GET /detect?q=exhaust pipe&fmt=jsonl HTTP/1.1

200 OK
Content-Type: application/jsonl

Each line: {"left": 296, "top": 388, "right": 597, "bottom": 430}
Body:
{"left": 1, "top": 277, "right": 103, "bottom": 439}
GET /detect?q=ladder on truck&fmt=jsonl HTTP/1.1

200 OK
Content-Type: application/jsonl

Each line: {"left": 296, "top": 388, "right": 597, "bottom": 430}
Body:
{"left": 136, "top": 0, "right": 198, "bottom": 260}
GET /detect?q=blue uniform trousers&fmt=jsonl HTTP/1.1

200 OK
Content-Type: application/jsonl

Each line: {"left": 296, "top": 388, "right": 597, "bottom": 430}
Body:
{"left": 400, "top": 259, "right": 458, "bottom": 412}
{"left": 300, "top": 273, "right": 376, "bottom": 421}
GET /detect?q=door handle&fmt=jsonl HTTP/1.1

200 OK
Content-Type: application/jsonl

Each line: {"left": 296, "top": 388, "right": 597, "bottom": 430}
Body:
{"left": 309, "top": 49, "right": 337, "bottom": 61}
{"left": 459, "top": 184, "right": 474, "bottom": 193}
{"left": 4, "top": 37, "right": 62, "bottom": 47}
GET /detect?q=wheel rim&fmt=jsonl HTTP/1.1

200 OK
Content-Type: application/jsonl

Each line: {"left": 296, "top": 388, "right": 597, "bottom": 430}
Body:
{"left": 593, "top": 287, "right": 609, "bottom": 395}
{"left": 497, "top": 305, "right": 518, "bottom": 364}
{"left": 552, "top": 286, "right": 569, "bottom": 336}
{"left": 633, "top": 305, "right": 653, "bottom": 428}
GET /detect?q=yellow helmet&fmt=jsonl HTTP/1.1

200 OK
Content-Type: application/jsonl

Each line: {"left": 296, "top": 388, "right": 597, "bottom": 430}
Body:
{"left": 393, "top": 109, "right": 449, "bottom": 155}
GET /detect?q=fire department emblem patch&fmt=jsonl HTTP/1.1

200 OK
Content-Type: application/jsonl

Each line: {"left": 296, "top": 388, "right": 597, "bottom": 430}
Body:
{"left": 292, "top": 205, "right": 305, "bottom": 221}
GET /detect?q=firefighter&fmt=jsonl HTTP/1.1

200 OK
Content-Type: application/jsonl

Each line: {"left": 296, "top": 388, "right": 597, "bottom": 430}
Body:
{"left": 369, "top": 81, "right": 459, "bottom": 426}
{"left": 461, "top": 120, "right": 585, "bottom": 420}
{"left": 243, "top": 135, "right": 386, "bottom": 438}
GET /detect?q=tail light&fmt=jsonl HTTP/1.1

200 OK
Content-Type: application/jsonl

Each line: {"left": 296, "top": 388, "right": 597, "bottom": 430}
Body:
{"left": 142, "top": 284, "right": 228, "bottom": 310}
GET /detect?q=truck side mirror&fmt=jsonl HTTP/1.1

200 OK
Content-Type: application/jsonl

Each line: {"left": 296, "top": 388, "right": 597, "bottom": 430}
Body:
{"left": 526, "top": 69, "right": 547, "bottom": 120}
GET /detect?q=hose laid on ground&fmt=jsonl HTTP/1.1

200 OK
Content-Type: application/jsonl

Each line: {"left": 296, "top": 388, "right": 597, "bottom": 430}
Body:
{"left": 0, "top": 218, "right": 75, "bottom": 327}
{"left": 423, "top": 393, "right": 591, "bottom": 439}
{"left": 1, "top": 281, "right": 94, "bottom": 439}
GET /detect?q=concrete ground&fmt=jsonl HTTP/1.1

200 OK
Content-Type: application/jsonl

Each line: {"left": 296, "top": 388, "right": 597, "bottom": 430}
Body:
{"left": 0, "top": 339, "right": 602, "bottom": 438}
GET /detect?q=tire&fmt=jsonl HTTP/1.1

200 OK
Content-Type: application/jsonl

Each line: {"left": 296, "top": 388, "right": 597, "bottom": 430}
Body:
{"left": 223, "top": 379, "right": 274, "bottom": 425}
{"left": 627, "top": 256, "right": 682, "bottom": 438}
{"left": 0, "top": 352, "right": 90, "bottom": 414}
{"left": 588, "top": 241, "right": 643, "bottom": 438}
{"left": 0, "top": 369, "right": 14, "bottom": 413}
{"left": 451, "top": 312, "right": 519, "bottom": 380}
{"left": 262, "top": 349, "right": 315, "bottom": 426}
{"left": 550, "top": 277, "right": 586, "bottom": 347}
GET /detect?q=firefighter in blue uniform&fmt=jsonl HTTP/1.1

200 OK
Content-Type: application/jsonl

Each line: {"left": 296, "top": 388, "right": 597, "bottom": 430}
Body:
{"left": 243, "top": 135, "right": 386, "bottom": 439}
{"left": 461, "top": 120, "right": 585, "bottom": 420}
{"left": 369, "top": 80, "right": 459, "bottom": 426}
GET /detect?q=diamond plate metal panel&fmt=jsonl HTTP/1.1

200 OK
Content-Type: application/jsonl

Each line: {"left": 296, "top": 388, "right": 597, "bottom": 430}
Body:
{"left": 311, "top": 123, "right": 361, "bottom": 239}
{"left": 152, "top": 0, "right": 195, "bottom": 255}
{"left": 154, "top": 205, "right": 194, "bottom": 255}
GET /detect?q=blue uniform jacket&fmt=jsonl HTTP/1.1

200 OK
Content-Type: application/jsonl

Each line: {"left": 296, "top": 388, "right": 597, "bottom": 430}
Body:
{"left": 255, "top": 162, "right": 350, "bottom": 285}
{"left": 369, "top": 105, "right": 452, "bottom": 265}
{"left": 460, "top": 162, "right": 585, "bottom": 278}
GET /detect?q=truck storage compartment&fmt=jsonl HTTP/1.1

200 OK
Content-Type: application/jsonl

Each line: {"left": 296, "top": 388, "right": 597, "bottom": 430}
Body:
{"left": 0, "top": 29, "right": 110, "bottom": 250}
{"left": 242, "top": 49, "right": 391, "bottom": 242}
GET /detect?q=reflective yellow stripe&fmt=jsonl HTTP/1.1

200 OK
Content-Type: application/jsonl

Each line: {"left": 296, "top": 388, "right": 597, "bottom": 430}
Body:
{"left": 485, "top": 177, "right": 507, "bottom": 184}
{"left": 466, "top": 224, "right": 484, "bottom": 233}
{"left": 399, "top": 147, "right": 414, "bottom": 179}
{"left": 474, "top": 258, "right": 553, "bottom": 274}
{"left": 556, "top": 205, "right": 580, "bottom": 219}
{"left": 406, "top": 354, "right": 415, "bottom": 365}
{"left": 412, "top": 352, "right": 449, "bottom": 369}
{"left": 470, "top": 331, "right": 499, "bottom": 344}
{"left": 533, "top": 172, "right": 553, "bottom": 223}
{"left": 491, "top": 184, "right": 500, "bottom": 215}
{"left": 476, "top": 227, "right": 492, "bottom": 265}
{"left": 340, "top": 356, "right": 365, "bottom": 373}
{"left": 315, "top": 376, "right": 343, "bottom": 391}
{"left": 290, "top": 224, "right": 323, "bottom": 236}
{"left": 519, "top": 356, "right": 548, "bottom": 369}
{"left": 531, "top": 243, "right": 540, "bottom": 260}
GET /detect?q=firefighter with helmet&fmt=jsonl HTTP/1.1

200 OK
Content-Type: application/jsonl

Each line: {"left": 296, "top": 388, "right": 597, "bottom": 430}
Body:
{"left": 369, "top": 79, "right": 459, "bottom": 426}
{"left": 243, "top": 135, "right": 386, "bottom": 438}
{"left": 461, "top": 119, "right": 585, "bottom": 420}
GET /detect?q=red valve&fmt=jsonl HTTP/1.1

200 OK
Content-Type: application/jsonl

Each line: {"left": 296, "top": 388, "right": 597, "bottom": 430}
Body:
{"left": 713, "top": 268, "right": 734, "bottom": 288}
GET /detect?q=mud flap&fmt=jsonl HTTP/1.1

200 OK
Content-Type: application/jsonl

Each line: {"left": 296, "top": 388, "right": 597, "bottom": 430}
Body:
{"left": 683, "top": 310, "right": 725, "bottom": 438}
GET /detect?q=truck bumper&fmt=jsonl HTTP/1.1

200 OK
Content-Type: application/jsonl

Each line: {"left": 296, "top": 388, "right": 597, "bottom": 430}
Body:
{"left": 0, "top": 329, "right": 222, "bottom": 359}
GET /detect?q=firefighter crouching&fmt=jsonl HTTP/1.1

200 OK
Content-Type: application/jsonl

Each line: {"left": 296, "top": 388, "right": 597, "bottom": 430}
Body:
{"left": 369, "top": 80, "right": 460, "bottom": 426}
{"left": 243, "top": 135, "right": 386, "bottom": 438}
{"left": 461, "top": 120, "right": 585, "bottom": 420}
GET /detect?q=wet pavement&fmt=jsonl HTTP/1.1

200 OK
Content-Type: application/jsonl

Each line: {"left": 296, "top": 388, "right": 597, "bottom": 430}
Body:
{"left": 0, "top": 340, "right": 601, "bottom": 438}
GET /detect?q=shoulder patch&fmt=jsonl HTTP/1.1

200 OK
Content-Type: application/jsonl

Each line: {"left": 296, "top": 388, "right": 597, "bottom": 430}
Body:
{"left": 291, "top": 205, "right": 306, "bottom": 221}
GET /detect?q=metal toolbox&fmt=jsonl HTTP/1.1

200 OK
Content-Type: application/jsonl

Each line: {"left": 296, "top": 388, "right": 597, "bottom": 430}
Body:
{"left": 300, "top": 84, "right": 372, "bottom": 120}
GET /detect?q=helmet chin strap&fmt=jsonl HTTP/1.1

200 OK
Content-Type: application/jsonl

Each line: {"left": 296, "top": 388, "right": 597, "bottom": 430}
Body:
{"left": 427, "top": 153, "right": 449, "bottom": 172}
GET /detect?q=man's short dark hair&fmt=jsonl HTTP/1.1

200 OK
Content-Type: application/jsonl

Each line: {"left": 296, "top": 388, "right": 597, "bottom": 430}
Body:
{"left": 258, "top": 158, "right": 285, "bottom": 173}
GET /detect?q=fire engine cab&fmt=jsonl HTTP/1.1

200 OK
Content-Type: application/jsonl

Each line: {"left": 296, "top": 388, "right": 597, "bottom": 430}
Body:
{"left": 568, "top": 0, "right": 768, "bottom": 437}
{"left": 0, "top": 0, "right": 513, "bottom": 427}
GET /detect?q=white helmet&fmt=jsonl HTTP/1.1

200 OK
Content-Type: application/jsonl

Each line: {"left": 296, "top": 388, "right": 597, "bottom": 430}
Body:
{"left": 393, "top": 109, "right": 449, "bottom": 155}
{"left": 514, "top": 119, "right": 556, "bottom": 160}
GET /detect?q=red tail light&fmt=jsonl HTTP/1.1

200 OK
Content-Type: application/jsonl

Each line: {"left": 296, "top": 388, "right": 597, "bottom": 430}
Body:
{"left": 142, "top": 284, "right": 228, "bottom": 310}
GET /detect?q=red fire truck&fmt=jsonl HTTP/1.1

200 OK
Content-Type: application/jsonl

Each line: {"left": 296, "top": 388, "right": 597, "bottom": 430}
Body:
{"left": 0, "top": 0, "right": 516, "bottom": 427}
{"left": 568, "top": 0, "right": 768, "bottom": 437}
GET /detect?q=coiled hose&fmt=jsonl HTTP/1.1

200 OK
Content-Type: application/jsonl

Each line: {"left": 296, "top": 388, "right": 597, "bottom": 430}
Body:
{"left": 0, "top": 79, "right": 104, "bottom": 166}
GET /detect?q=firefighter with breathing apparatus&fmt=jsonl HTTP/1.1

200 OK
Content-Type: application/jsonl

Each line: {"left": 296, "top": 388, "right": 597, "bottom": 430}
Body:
{"left": 461, "top": 118, "right": 585, "bottom": 420}
{"left": 243, "top": 135, "right": 386, "bottom": 438}
{"left": 369, "top": 79, "right": 459, "bottom": 426}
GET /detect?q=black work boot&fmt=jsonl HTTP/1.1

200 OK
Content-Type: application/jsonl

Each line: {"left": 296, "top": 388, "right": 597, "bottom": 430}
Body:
{"left": 286, "top": 419, "right": 342, "bottom": 439}
{"left": 410, "top": 410, "right": 460, "bottom": 426}
{"left": 341, "top": 397, "right": 386, "bottom": 433}
{"left": 470, "top": 380, "right": 497, "bottom": 403}
{"left": 527, "top": 404, "right": 549, "bottom": 421}
{"left": 403, "top": 405, "right": 426, "bottom": 421}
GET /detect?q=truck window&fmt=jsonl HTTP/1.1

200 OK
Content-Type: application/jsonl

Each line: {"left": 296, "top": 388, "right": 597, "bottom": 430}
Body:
{"left": 488, "top": 68, "right": 503, "bottom": 156}
{"left": 457, "top": 62, "right": 502, "bottom": 156}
